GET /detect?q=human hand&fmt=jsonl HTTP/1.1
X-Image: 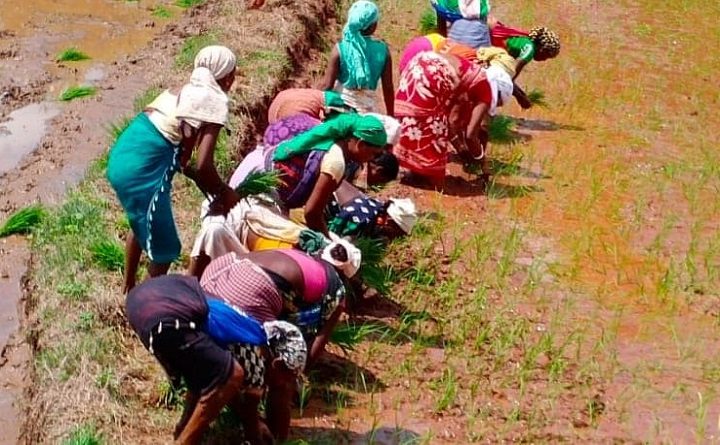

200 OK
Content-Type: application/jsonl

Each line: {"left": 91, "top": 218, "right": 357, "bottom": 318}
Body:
{"left": 207, "top": 187, "right": 240, "bottom": 216}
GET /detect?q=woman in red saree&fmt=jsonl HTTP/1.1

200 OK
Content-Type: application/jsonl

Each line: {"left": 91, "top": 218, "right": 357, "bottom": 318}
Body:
{"left": 393, "top": 50, "right": 509, "bottom": 186}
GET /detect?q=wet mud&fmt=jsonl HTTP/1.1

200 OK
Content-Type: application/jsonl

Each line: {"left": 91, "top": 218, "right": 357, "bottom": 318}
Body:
{"left": 0, "top": 1, "right": 179, "bottom": 443}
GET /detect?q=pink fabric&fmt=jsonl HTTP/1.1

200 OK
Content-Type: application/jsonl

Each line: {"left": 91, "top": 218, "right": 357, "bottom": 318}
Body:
{"left": 399, "top": 36, "right": 434, "bottom": 73}
{"left": 278, "top": 249, "right": 328, "bottom": 303}
{"left": 229, "top": 145, "right": 270, "bottom": 189}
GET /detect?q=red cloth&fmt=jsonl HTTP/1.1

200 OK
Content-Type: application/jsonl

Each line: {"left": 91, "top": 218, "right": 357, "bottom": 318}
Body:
{"left": 393, "top": 52, "right": 459, "bottom": 180}
{"left": 490, "top": 21, "right": 529, "bottom": 49}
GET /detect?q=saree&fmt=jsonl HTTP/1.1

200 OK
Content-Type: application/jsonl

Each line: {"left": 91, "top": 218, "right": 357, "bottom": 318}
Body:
{"left": 107, "top": 113, "right": 181, "bottom": 263}
{"left": 392, "top": 52, "right": 459, "bottom": 181}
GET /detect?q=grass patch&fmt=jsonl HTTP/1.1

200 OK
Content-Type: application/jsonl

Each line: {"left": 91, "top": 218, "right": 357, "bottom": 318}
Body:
{"left": 175, "top": 33, "right": 218, "bottom": 70}
{"left": 56, "top": 47, "right": 90, "bottom": 62}
{"left": 106, "top": 116, "right": 131, "bottom": 145}
{"left": 175, "top": 0, "right": 205, "bottom": 8}
{"left": 62, "top": 423, "right": 104, "bottom": 445}
{"left": 0, "top": 205, "right": 46, "bottom": 237}
{"left": 330, "top": 321, "right": 388, "bottom": 352}
{"left": 59, "top": 86, "right": 96, "bottom": 102}
{"left": 89, "top": 240, "right": 125, "bottom": 271}
{"left": 133, "top": 86, "right": 163, "bottom": 113}
{"left": 151, "top": 6, "right": 173, "bottom": 18}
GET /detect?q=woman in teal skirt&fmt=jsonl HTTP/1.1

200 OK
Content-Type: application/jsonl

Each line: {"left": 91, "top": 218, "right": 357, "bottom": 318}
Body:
{"left": 107, "top": 46, "right": 239, "bottom": 293}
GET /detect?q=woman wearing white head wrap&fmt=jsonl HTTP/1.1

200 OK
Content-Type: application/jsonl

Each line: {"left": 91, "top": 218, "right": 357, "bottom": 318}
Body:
{"left": 107, "top": 44, "right": 239, "bottom": 294}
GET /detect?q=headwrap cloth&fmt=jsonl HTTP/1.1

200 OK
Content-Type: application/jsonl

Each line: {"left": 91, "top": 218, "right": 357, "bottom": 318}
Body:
{"left": 176, "top": 45, "right": 237, "bottom": 126}
{"left": 206, "top": 299, "right": 307, "bottom": 372}
{"left": 273, "top": 113, "right": 389, "bottom": 162}
{"left": 338, "top": 1, "right": 380, "bottom": 89}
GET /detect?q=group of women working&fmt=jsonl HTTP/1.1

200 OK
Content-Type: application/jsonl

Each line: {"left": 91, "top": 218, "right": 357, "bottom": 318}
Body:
{"left": 106, "top": 0, "right": 559, "bottom": 443}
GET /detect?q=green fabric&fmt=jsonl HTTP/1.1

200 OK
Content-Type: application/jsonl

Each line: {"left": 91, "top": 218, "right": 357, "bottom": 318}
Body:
{"left": 338, "top": 38, "right": 388, "bottom": 90}
{"left": 106, "top": 113, "right": 181, "bottom": 263}
{"left": 323, "top": 91, "right": 355, "bottom": 113}
{"left": 273, "top": 113, "right": 387, "bottom": 162}
{"left": 297, "top": 229, "right": 329, "bottom": 254}
{"left": 506, "top": 36, "right": 535, "bottom": 62}
{"left": 338, "top": 0, "right": 382, "bottom": 89}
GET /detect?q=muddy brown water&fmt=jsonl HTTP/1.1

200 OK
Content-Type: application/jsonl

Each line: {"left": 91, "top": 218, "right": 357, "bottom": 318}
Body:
{"left": 0, "top": 1, "right": 176, "bottom": 443}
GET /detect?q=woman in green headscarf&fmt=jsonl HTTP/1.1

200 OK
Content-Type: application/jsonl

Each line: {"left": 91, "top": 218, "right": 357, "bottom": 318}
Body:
{"left": 270, "top": 113, "right": 400, "bottom": 235}
{"left": 318, "top": 0, "right": 394, "bottom": 115}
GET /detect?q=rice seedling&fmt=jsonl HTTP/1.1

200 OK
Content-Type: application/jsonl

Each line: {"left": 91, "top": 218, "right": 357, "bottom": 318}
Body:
{"left": 59, "top": 86, "right": 96, "bottom": 102}
{"left": 56, "top": 47, "right": 91, "bottom": 62}
{"left": 156, "top": 380, "right": 185, "bottom": 408}
{"left": 62, "top": 423, "right": 104, "bottom": 445}
{"left": 175, "top": 33, "right": 218, "bottom": 70}
{"left": 527, "top": 88, "right": 548, "bottom": 108}
{"left": 487, "top": 115, "right": 519, "bottom": 145}
{"left": 419, "top": 8, "right": 438, "bottom": 34}
{"left": 234, "top": 171, "right": 281, "bottom": 197}
{"left": 432, "top": 368, "right": 458, "bottom": 413}
{"left": 89, "top": 240, "right": 125, "bottom": 271}
{"left": 176, "top": 0, "right": 205, "bottom": 7}
{"left": 0, "top": 205, "right": 46, "bottom": 237}
{"left": 330, "top": 321, "right": 388, "bottom": 352}
{"left": 152, "top": 6, "right": 172, "bottom": 18}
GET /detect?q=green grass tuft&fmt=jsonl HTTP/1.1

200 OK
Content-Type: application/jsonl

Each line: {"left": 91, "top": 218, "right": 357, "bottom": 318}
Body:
{"left": 152, "top": 5, "right": 173, "bottom": 18}
{"left": 176, "top": 0, "right": 205, "bottom": 8}
{"left": 106, "top": 116, "right": 131, "bottom": 145}
{"left": 419, "top": 8, "right": 438, "bottom": 34}
{"left": 56, "top": 48, "right": 91, "bottom": 62}
{"left": 488, "top": 115, "right": 519, "bottom": 145}
{"left": 175, "top": 33, "right": 218, "bottom": 70}
{"left": 89, "top": 240, "right": 125, "bottom": 271}
{"left": 62, "top": 423, "right": 104, "bottom": 445}
{"left": 0, "top": 205, "right": 46, "bottom": 237}
{"left": 527, "top": 88, "right": 548, "bottom": 108}
{"left": 330, "top": 321, "right": 388, "bottom": 352}
{"left": 59, "top": 86, "right": 96, "bottom": 102}
{"left": 133, "top": 86, "right": 163, "bottom": 113}
{"left": 234, "top": 171, "right": 281, "bottom": 197}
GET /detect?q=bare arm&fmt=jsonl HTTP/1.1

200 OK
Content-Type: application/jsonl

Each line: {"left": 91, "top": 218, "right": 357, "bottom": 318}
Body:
{"left": 381, "top": 49, "right": 395, "bottom": 116}
{"left": 465, "top": 103, "right": 489, "bottom": 159}
{"left": 229, "top": 388, "right": 274, "bottom": 444}
{"left": 304, "top": 173, "right": 338, "bottom": 235}
{"left": 514, "top": 58, "right": 529, "bottom": 79}
{"left": 513, "top": 83, "right": 532, "bottom": 109}
{"left": 317, "top": 45, "right": 341, "bottom": 91}
{"left": 265, "top": 359, "right": 296, "bottom": 441}
{"left": 306, "top": 304, "right": 343, "bottom": 369}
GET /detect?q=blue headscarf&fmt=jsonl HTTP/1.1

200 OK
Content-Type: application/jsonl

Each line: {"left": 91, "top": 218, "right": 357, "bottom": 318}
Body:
{"left": 338, "top": 0, "right": 380, "bottom": 89}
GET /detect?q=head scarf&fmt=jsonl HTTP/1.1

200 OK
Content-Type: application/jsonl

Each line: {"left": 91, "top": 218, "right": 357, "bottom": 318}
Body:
{"left": 484, "top": 65, "right": 513, "bottom": 116}
{"left": 528, "top": 27, "right": 561, "bottom": 58}
{"left": 263, "top": 321, "right": 307, "bottom": 372}
{"left": 386, "top": 198, "right": 418, "bottom": 234}
{"left": 338, "top": 0, "right": 380, "bottom": 88}
{"left": 176, "top": 67, "right": 229, "bottom": 125}
{"left": 194, "top": 45, "right": 237, "bottom": 80}
{"left": 362, "top": 113, "right": 401, "bottom": 145}
{"left": 476, "top": 47, "right": 516, "bottom": 78}
{"left": 320, "top": 235, "right": 362, "bottom": 278}
{"left": 273, "top": 113, "right": 389, "bottom": 161}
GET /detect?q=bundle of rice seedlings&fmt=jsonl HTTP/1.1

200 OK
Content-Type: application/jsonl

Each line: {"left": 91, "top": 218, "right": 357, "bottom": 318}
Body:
{"left": 59, "top": 86, "right": 96, "bottom": 102}
{"left": 527, "top": 88, "right": 548, "bottom": 108}
{"left": 0, "top": 205, "right": 46, "bottom": 237}
{"left": 419, "top": 8, "right": 438, "bottom": 34}
{"left": 488, "top": 114, "right": 519, "bottom": 145}
{"left": 56, "top": 47, "right": 90, "bottom": 62}
{"left": 234, "top": 171, "right": 281, "bottom": 198}
{"left": 89, "top": 240, "right": 124, "bottom": 271}
{"left": 353, "top": 236, "right": 394, "bottom": 294}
